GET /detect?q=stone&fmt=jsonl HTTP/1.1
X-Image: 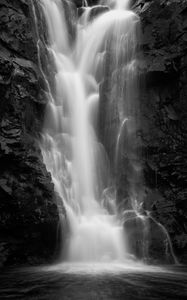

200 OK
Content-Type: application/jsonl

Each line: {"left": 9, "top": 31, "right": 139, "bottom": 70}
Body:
{"left": 98, "top": 0, "right": 187, "bottom": 263}
{"left": 124, "top": 215, "right": 177, "bottom": 264}
{"left": 0, "top": 0, "right": 64, "bottom": 267}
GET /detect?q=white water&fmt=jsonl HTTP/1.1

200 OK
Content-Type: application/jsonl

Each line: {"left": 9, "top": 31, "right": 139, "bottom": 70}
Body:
{"left": 40, "top": 0, "right": 138, "bottom": 263}
{"left": 38, "top": 0, "right": 179, "bottom": 265}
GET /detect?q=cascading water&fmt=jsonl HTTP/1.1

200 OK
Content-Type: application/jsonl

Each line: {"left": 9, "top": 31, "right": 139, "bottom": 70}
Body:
{"left": 39, "top": 0, "right": 177, "bottom": 264}
{"left": 39, "top": 0, "right": 136, "bottom": 262}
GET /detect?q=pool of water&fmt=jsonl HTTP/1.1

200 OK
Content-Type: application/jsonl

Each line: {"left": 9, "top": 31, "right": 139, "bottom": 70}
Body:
{"left": 0, "top": 263, "right": 186, "bottom": 300}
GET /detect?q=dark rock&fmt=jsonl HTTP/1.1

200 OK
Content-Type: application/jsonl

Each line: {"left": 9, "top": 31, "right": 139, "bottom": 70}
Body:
{"left": 0, "top": 0, "right": 63, "bottom": 267}
{"left": 0, "top": 0, "right": 38, "bottom": 62}
{"left": 136, "top": 0, "right": 187, "bottom": 263}
{"left": 98, "top": 0, "right": 187, "bottom": 263}
{"left": 73, "top": 0, "right": 100, "bottom": 8}
{"left": 124, "top": 215, "right": 177, "bottom": 264}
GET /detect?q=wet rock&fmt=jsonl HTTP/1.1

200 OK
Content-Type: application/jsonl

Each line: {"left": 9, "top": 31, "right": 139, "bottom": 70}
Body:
{"left": 134, "top": 0, "right": 187, "bottom": 262}
{"left": 124, "top": 215, "right": 176, "bottom": 264}
{"left": 0, "top": 0, "right": 37, "bottom": 62}
{"left": 0, "top": 0, "right": 63, "bottom": 267}
{"left": 98, "top": 0, "right": 187, "bottom": 263}
{"left": 79, "top": 5, "right": 110, "bottom": 20}
{"left": 73, "top": 0, "right": 100, "bottom": 8}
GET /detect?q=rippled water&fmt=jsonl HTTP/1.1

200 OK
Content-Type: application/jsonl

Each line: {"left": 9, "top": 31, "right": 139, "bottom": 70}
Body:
{"left": 0, "top": 264, "right": 186, "bottom": 300}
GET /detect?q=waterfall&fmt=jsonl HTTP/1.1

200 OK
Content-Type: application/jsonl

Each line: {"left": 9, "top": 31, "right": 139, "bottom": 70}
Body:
{"left": 38, "top": 0, "right": 177, "bottom": 264}
{"left": 39, "top": 0, "right": 135, "bottom": 262}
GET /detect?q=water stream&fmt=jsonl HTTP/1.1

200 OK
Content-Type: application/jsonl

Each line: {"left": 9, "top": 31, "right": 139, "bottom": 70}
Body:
{"left": 39, "top": 0, "right": 176, "bottom": 264}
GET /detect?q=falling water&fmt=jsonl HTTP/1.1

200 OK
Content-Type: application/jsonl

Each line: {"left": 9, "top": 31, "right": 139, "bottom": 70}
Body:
{"left": 38, "top": 0, "right": 177, "bottom": 264}
{"left": 39, "top": 0, "right": 136, "bottom": 262}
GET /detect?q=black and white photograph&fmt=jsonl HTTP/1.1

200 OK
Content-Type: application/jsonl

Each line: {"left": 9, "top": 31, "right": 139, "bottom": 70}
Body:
{"left": 0, "top": 0, "right": 186, "bottom": 299}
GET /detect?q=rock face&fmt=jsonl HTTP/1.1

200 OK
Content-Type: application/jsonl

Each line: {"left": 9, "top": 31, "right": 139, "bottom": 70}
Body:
{"left": 135, "top": 0, "right": 187, "bottom": 263}
{"left": 92, "top": 0, "right": 187, "bottom": 262}
{"left": 123, "top": 214, "right": 177, "bottom": 264}
{"left": 0, "top": 0, "right": 62, "bottom": 267}
{"left": 73, "top": 0, "right": 100, "bottom": 7}
{"left": 112, "top": 0, "right": 187, "bottom": 262}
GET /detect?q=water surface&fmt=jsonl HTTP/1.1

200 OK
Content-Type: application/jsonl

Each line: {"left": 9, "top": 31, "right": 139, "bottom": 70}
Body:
{"left": 0, "top": 264, "right": 186, "bottom": 300}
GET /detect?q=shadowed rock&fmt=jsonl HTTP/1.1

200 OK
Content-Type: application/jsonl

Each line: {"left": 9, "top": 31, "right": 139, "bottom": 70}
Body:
{"left": 0, "top": 0, "right": 63, "bottom": 267}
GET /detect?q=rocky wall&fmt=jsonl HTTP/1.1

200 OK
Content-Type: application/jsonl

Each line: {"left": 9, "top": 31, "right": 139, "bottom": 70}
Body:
{"left": 81, "top": 0, "right": 187, "bottom": 262}
{"left": 133, "top": 0, "right": 187, "bottom": 262}
{"left": 0, "top": 0, "right": 62, "bottom": 267}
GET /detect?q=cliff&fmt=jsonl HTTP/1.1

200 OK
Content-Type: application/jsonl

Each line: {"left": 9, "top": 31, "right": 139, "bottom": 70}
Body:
{"left": 84, "top": 0, "right": 187, "bottom": 262}
{"left": 135, "top": 0, "right": 187, "bottom": 263}
{"left": 113, "top": 0, "right": 187, "bottom": 262}
{"left": 0, "top": 0, "right": 61, "bottom": 267}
